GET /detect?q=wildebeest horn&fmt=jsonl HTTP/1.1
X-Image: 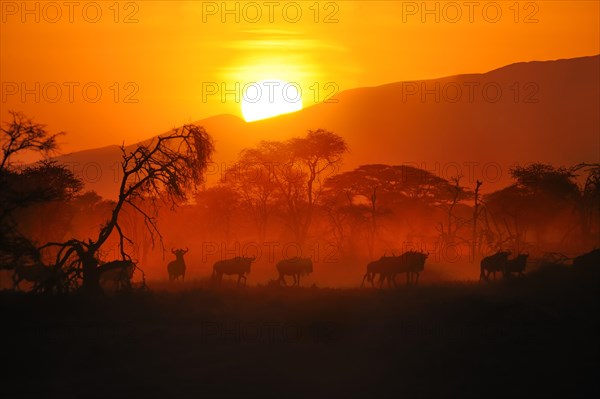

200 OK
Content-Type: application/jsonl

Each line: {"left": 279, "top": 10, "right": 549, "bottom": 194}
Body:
{"left": 171, "top": 248, "right": 176, "bottom": 254}
{"left": 184, "top": 247, "right": 189, "bottom": 253}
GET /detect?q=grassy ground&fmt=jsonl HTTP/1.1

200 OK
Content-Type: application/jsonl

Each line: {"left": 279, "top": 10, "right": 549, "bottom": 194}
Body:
{"left": 1, "top": 266, "right": 598, "bottom": 398}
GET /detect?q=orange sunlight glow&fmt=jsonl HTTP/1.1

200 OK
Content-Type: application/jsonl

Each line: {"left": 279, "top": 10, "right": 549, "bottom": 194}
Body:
{"left": 241, "top": 79, "right": 303, "bottom": 122}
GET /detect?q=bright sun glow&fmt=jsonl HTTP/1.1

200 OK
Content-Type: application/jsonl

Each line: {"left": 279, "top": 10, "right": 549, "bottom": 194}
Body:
{"left": 241, "top": 79, "right": 303, "bottom": 122}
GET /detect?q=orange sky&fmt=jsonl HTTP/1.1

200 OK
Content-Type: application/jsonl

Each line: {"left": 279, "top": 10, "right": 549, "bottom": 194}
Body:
{"left": 1, "top": 1, "right": 599, "bottom": 152}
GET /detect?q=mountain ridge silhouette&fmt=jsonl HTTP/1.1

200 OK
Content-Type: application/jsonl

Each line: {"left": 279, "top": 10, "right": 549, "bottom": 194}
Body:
{"left": 54, "top": 54, "right": 600, "bottom": 199}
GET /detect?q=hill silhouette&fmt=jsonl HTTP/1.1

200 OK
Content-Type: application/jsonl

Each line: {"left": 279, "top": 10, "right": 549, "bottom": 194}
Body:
{"left": 55, "top": 55, "right": 599, "bottom": 199}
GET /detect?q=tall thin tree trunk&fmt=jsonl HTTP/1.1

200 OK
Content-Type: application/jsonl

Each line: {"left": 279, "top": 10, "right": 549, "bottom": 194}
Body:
{"left": 472, "top": 180, "right": 483, "bottom": 262}
{"left": 368, "top": 187, "right": 377, "bottom": 259}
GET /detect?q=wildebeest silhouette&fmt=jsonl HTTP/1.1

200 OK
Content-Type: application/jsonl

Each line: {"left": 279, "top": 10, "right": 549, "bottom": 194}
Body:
{"left": 361, "top": 251, "right": 428, "bottom": 288}
{"left": 480, "top": 251, "right": 511, "bottom": 281}
{"left": 99, "top": 259, "right": 136, "bottom": 291}
{"left": 392, "top": 251, "right": 428, "bottom": 286}
{"left": 503, "top": 254, "right": 529, "bottom": 278}
{"left": 12, "top": 262, "right": 53, "bottom": 290}
{"left": 212, "top": 256, "right": 255, "bottom": 287}
{"left": 572, "top": 248, "right": 600, "bottom": 270}
{"left": 167, "top": 248, "right": 188, "bottom": 281}
{"left": 276, "top": 257, "right": 313, "bottom": 286}
{"left": 361, "top": 256, "right": 395, "bottom": 288}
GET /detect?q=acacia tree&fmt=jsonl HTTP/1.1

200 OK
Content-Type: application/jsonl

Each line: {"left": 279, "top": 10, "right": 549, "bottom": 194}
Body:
{"left": 323, "top": 164, "right": 465, "bottom": 258}
{"left": 1, "top": 112, "right": 67, "bottom": 222}
{"left": 483, "top": 164, "right": 580, "bottom": 253}
{"left": 222, "top": 130, "right": 347, "bottom": 246}
{"left": 286, "top": 129, "right": 348, "bottom": 244}
{"left": 1, "top": 111, "right": 62, "bottom": 170}
{"left": 323, "top": 165, "right": 390, "bottom": 258}
{"left": 0, "top": 112, "right": 79, "bottom": 271}
{"left": 221, "top": 143, "right": 280, "bottom": 242}
{"left": 9, "top": 162, "right": 84, "bottom": 244}
{"left": 42, "top": 124, "right": 214, "bottom": 294}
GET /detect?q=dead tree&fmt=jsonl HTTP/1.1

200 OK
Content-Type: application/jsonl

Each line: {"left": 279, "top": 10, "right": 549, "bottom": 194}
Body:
{"left": 40, "top": 125, "right": 214, "bottom": 295}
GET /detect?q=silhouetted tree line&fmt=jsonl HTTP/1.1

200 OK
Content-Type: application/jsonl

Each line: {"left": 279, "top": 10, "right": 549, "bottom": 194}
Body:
{"left": 1, "top": 112, "right": 598, "bottom": 293}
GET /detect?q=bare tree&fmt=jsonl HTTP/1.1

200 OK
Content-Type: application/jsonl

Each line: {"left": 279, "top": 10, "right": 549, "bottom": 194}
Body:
{"left": 1, "top": 111, "right": 62, "bottom": 171}
{"left": 41, "top": 124, "right": 214, "bottom": 294}
{"left": 433, "top": 174, "right": 473, "bottom": 247}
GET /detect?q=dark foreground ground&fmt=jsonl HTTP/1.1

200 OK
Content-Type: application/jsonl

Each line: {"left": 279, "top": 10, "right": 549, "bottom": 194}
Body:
{"left": 1, "top": 266, "right": 599, "bottom": 398}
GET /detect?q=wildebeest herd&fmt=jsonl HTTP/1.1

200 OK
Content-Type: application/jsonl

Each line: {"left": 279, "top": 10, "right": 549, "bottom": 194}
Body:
{"left": 161, "top": 247, "right": 573, "bottom": 288}
{"left": 8, "top": 247, "right": 600, "bottom": 291}
{"left": 164, "top": 250, "right": 316, "bottom": 288}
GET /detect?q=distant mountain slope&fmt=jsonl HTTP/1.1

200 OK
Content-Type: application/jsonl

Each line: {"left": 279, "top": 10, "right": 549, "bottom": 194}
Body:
{"left": 55, "top": 55, "right": 600, "bottom": 199}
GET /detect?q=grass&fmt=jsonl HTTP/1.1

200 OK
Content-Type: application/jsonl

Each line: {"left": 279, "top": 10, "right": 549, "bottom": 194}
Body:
{"left": 1, "top": 265, "right": 598, "bottom": 398}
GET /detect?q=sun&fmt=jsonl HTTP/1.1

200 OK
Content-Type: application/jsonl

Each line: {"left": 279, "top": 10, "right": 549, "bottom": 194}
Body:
{"left": 241, "top": 79, "right": 303, "bottom": 122}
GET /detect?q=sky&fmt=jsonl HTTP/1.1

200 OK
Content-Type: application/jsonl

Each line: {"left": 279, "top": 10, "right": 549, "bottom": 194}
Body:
{"left": 1, "top": 0, "right": 599, "bottom": 152}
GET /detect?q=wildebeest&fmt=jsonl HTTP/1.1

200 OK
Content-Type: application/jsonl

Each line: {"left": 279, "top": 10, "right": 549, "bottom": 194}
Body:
{"left": 361, "top": 256, "right": 395, "bottom": 288}
{"left": 99, "top": 259, "right": 136, "bottom": 291}
{"left": 361, "top": 251, "right": 428, "bottom": 288}
{"left": 212, "top": 256, "right": 255, "bottom": 287}
{"left": 572, "top": 248, "right": 600, "bottom": 270}
{"left": 12, "top": 262, "right": 53, "bottom": 291}
{"left": 480, "top": 251, "right": 511, "bottom": 281}
{"left": 276, "top": 257, "right": 313, "bottom": 286}
{"left": 391, "top": 251, "right": 428, "bottom": 286}
{"left": 503, "top": 254, "right": 529, "bottom": 278}
{"left": 167, "top": 248, "right": 188, "bottom": 281}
